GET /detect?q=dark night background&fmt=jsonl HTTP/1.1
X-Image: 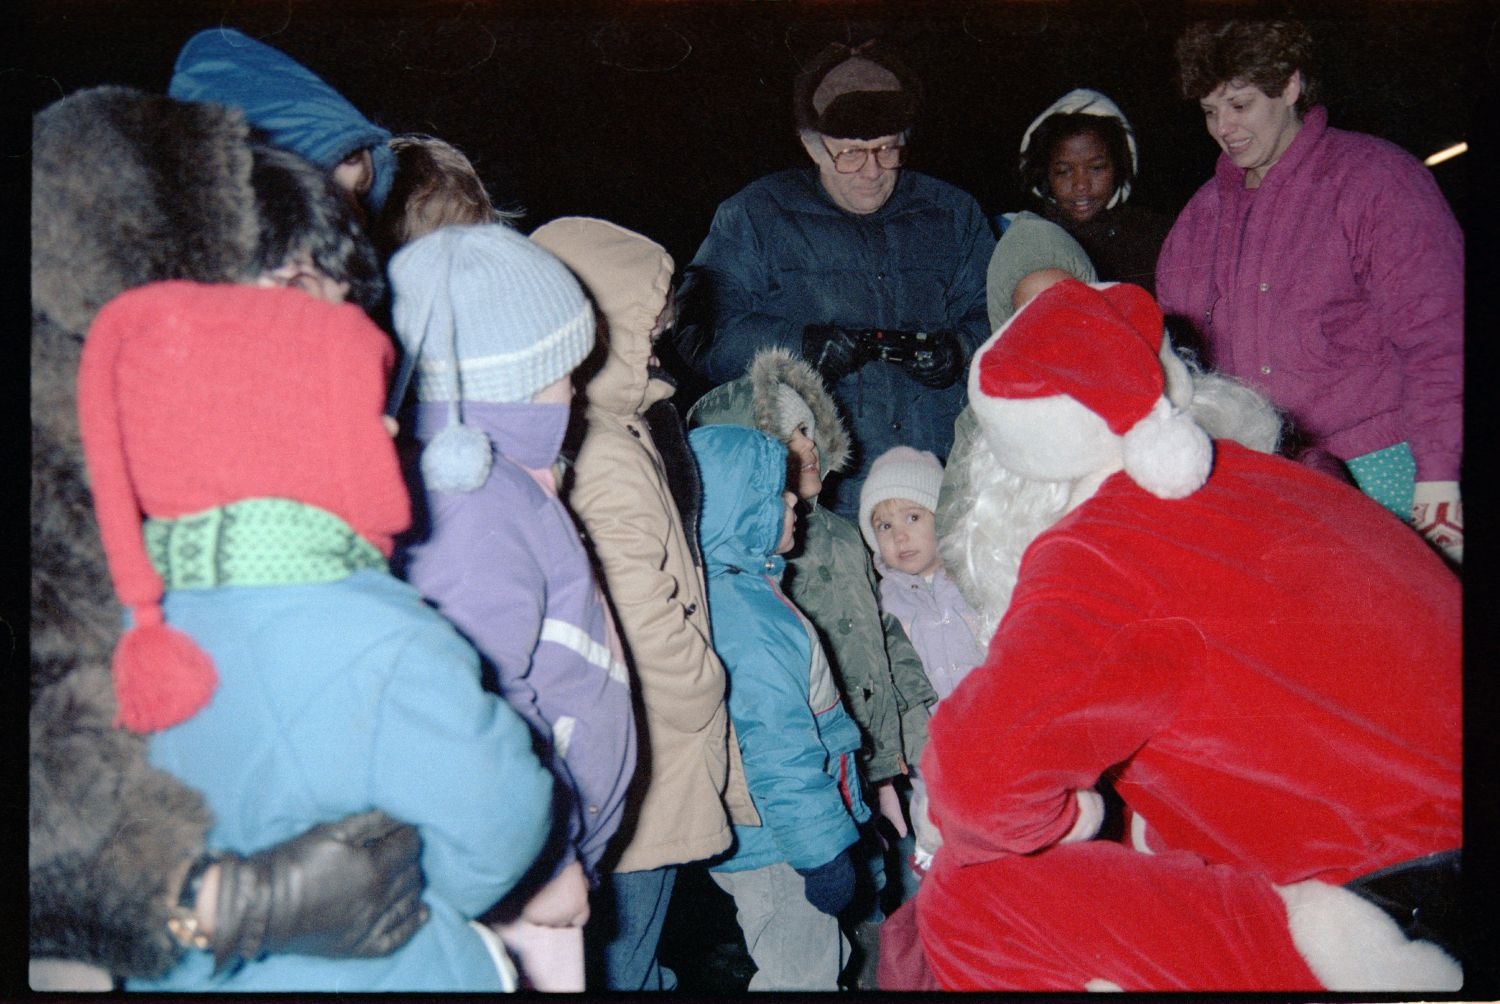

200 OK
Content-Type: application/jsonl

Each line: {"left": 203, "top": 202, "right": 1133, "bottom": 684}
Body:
{"left": 27, "top": 0, "right": 1483, "bottom": 272}
{"left": 20, "top": 0, "right": 1499, "bottom": 994}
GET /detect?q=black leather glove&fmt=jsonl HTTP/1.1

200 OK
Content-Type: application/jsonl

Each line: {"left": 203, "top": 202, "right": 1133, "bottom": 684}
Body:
{"left": 795, "top": 847, "right": 856, "bottom": 916}
{"left": 802, "top": 324, "right": 869, "bottom": 383}
{"left": 211, "top": 811, "right": 427, "bottom": 972}
{"left": 902, "top": 330, "right": 964, "bottom": 389}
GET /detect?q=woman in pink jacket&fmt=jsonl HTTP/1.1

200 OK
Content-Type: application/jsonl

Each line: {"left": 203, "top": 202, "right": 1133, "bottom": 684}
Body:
{"left": 1155, "top": 19, "right": 1464, "bottom": 563}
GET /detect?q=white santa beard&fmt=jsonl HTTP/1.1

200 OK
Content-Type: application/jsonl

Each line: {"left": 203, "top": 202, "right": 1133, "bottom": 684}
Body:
{"left": 939, "top": 442, "right": 1070, "bottom": 642}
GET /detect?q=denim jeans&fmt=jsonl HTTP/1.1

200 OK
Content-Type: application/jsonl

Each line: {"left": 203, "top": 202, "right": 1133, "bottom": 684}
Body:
{"left": 585, "top": 866, "right": 679, "bottom": 990}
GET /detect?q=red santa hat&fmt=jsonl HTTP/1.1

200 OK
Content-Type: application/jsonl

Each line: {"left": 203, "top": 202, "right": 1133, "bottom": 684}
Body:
{"left": 968, "top": 278, "right": 1212, "bottom": 499}
{"left": 77, "top": 280, "right": 411, "bottom": 732}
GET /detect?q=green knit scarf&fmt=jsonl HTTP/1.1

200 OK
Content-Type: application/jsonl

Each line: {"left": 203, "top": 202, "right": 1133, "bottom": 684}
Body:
{"left": 144, "top": 498, "right": 386, "bottom": 589}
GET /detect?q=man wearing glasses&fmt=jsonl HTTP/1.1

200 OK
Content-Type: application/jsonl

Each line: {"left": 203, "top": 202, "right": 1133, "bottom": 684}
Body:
{"left": 676, "top": 40, "right": 994, "bottom": 521}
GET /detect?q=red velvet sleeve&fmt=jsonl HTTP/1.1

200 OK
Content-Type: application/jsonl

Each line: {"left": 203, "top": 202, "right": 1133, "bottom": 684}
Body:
{"left": 921, "top": 533, "right": 1202, "bottom": 865}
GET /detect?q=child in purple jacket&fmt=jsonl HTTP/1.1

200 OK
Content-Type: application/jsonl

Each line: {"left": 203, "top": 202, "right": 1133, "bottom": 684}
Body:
{"left": 388, "top": 223, "right": 637, "bottom": 989}
{"left": 858, "top": 447, "right": 988, "bottom": 871}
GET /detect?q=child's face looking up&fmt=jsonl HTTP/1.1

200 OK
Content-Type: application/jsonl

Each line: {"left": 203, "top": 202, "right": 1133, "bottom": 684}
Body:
{"left": 785, "top": 427, "right": 823, "bottom": 500}
{"left": 775, "top": 490, "right": 798, "bottom": 555}
{"left": 871, "top": 497, "right": 940, "bottom": 576}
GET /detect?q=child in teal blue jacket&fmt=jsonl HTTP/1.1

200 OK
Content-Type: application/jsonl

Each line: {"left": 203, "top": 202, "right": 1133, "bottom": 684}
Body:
{"left": 80, "top": 280, "right": 553, "bottom": 992}
{"left": 687, "top": 424, "right": 870, "bottom": 991}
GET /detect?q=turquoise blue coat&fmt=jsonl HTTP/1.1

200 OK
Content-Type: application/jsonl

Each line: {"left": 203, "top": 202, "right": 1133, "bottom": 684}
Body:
{"left": 128, "top": 569, "right": 552, "bottom": 992}
{"left": 688, "top": 425, "right": 869, "bottom": 874}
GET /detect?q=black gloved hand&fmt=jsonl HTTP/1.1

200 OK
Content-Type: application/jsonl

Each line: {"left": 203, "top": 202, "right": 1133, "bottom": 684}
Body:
{"left": 211, "top": 810, "right": 427, "bottom": 972}
{"left": 902, "top": 330, "right": 964, "bottom": 389}
{"left": 802, "top": 324, "right": 869, "bottom": 383}
{"left": 795, "top": 847, "right": 856, "bottom": 916}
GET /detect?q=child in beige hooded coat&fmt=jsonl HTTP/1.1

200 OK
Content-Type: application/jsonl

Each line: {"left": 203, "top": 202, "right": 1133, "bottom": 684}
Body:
{"left": 531, "top": 217, "right": 757, "bottom": 991}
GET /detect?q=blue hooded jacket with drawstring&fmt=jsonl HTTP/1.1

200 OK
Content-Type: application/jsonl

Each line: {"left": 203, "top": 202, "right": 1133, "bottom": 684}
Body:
{"left": 169, "top": 27, "right": 395, "bottom": 214}
{"left": 688, "top": 425, "right": 869, "bottom": 874}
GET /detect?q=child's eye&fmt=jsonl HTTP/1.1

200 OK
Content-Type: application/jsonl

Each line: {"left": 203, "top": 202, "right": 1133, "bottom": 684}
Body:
{"left": 906, "top": 512, "right": 919, "bottom": 524}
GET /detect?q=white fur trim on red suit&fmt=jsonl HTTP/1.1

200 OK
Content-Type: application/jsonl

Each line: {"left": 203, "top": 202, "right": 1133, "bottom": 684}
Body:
{"left": 1274, "top": 879, "right": 1461, "bottom": 991}
{"left": 1061, "top": 789, "right": 1105, "bottom": 843}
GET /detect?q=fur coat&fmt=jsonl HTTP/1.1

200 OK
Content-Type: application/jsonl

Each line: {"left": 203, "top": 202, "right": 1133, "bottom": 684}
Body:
{"left": 29, "top": 86, "right": 265, "bottom": 976}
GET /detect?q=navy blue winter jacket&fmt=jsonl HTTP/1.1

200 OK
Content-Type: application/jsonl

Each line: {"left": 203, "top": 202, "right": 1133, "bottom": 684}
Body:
{"left": 675, "top": 167, "right": 995, "bottom": 518}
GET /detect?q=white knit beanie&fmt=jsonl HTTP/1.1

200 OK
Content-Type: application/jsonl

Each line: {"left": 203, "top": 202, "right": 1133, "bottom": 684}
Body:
{"left": 858, "top": 446, "right": 945, "bottom": 552}
{"left": 388, "top": 224, "right": 595, "bottom": 492}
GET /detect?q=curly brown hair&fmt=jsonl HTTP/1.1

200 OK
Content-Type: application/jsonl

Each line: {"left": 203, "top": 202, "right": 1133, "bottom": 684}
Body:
{"left": 1174, "top": 20, "right": 1318, "bottom": 113}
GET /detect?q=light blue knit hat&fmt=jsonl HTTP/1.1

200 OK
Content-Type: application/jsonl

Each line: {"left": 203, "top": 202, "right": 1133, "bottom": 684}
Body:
{"left": 388, "top": 223, "right": 595, "bottom": 492}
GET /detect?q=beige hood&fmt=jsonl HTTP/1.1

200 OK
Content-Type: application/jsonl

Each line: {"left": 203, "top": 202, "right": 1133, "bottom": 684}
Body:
{"left": 530, "top": 216, "right": 674, "bottom": 419}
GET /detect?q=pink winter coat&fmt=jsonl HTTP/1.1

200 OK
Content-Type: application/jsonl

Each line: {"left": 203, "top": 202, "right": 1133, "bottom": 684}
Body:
{"left": 1155, "top": 106, "right": 1463, "bottom": 480}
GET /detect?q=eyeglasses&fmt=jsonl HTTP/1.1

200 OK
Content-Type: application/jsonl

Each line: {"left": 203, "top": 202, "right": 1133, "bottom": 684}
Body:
{"left": 821, "top": 138, "right": 906, "bottom": 174}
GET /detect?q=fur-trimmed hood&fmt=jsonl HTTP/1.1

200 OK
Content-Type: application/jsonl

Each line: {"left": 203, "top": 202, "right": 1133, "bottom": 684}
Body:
{"left": 686, "top": 347, "right": 851, "bottom": 477}
{"left": 32, "top": 86, "right": 262, "bottom": 339}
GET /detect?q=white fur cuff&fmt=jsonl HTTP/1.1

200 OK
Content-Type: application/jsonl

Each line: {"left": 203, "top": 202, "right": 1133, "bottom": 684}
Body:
{"left": 1061, "top": 788, "right": 1106, "bottom": 844}
{"left": 1274, "top": 879, "right": 1461, "bottom": 991}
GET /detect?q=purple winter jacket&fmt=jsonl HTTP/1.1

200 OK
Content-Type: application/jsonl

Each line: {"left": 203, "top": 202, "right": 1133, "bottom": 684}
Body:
{"left": 1156, "top": 106, "right": 1463, "bottom": 481}
{"left": 876, "top": 564, "right": 986, "bottom": 704}
{"left": 398, "top": 400, "right": 636, "bottom": 884}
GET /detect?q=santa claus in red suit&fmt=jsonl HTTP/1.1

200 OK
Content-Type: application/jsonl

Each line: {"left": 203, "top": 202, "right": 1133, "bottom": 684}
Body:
{"left": 883, "top": 278, "right": 1461, "bottom": 992}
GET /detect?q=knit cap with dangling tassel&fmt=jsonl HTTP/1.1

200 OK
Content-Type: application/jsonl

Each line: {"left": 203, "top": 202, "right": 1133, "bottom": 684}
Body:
{"left": 77, "top": 285, "right": 218, "bottom": 732}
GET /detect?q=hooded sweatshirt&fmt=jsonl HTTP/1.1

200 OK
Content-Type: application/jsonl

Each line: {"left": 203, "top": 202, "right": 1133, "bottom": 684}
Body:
{"left": 169, "top": 27, "right": 395, "bottom": 214}
{"left": 688, "top": 425, "right": 870, "bottom": 874}
{"left": 531, "top": 216, "right": 757, "bottom": 873}
{"left": 1018, "top": 88, "right": 1171, "bottom": 293}
{"left": 688, "top": 348, "right": 935, "bottom": 782}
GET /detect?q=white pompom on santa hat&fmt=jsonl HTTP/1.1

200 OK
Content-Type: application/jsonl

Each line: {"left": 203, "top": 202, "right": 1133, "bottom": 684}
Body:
{"left": 967, "top": 278, "right": 1212, "bottom": 499}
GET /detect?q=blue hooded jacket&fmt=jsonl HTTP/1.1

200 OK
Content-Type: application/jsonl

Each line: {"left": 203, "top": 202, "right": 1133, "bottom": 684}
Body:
{"left": 688, "top": 425, "right": 868, "bottom": 873}
{"left": 169, "top": 27, "right": 395, "bottom": 213}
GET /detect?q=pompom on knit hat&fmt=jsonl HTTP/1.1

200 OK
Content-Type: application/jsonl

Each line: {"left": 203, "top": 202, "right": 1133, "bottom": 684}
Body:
{"left": 77, "top": 280, "right": 410, "bottom": 732}
{"left": 858, "top": 446, "right": 945, "bottom": 552}
{"left": 969, "top": 278, "right": 1212, "bottom": 499}
{"left": 388, "top": 223, "right": 595, "bottom": 493}
{"left": 792, "top": 40, "right": 921, "bottom": 140}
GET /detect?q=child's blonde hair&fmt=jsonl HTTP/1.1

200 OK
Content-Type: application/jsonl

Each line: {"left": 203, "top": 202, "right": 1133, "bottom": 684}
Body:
{"left": 378, "top": 134, "right": 514, "bottom": 252}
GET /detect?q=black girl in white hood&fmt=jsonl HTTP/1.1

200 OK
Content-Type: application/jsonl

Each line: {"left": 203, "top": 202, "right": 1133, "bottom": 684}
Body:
{"left": 1016, "top": 88, "right": 1174, "bottom": 295}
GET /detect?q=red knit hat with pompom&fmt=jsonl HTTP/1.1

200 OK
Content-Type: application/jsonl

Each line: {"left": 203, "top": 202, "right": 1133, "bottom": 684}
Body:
{"left": 77, "top": 280, "right": 409, "bottom": 732}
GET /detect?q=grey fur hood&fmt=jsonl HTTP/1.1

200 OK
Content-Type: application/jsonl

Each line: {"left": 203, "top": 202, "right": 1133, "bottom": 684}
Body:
{"left": 32, "top": 86, "right": 262, "bottom": 338}
{"left": 687, "top": 347, "right": 851, "bottom": 476}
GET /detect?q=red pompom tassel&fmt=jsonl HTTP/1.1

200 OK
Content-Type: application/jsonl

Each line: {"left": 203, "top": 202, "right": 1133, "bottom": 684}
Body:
{"left": 111, "top": 623, "right": 219, "bottom": 733}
